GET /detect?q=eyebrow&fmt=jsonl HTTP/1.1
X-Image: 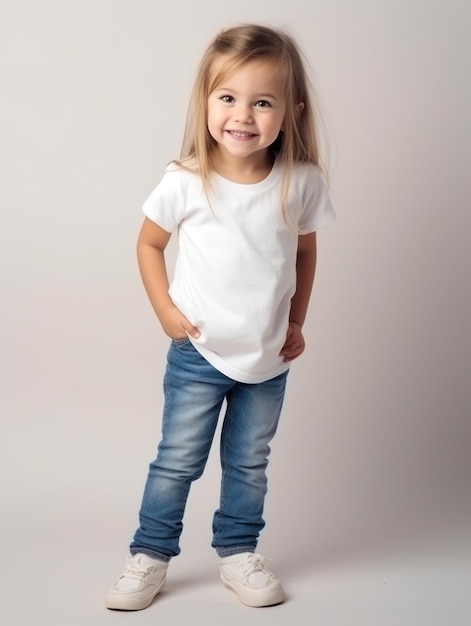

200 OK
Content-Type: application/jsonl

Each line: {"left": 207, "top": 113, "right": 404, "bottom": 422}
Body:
{"left": 213, "top": 88, "right": 279, "bottom": 100}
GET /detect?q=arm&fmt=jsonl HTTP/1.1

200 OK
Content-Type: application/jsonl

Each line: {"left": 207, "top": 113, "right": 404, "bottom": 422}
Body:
{"left": 136, "top": 217, "right": 200, "bottom": 339}
{"left": 279, "top": 231, "right": 317, "bottom": 362}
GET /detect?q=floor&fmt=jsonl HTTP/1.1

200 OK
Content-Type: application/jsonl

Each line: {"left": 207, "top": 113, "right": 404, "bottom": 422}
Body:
{"left": 5, "top": 492, "right": 470, "bottom": 626}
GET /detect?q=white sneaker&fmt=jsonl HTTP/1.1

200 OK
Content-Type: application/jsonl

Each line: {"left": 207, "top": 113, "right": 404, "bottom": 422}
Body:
{"left": 105, "top": 553, "right": 168, "bottom": 610}
{"left": 219, "top": 552, "right": 284, "bottom": 607}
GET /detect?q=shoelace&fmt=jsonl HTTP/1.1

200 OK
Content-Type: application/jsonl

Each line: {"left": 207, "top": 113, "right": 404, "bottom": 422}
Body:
{"left": 238, "top": 553, "right": 274, "bottom": 581}
{"left": 121, "top": 558, "right": 151, "bottom": 582}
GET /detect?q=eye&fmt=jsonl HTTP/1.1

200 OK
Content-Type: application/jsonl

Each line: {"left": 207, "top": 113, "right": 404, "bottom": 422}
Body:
{"left": 220, "top": 95, "right": 235, "bottom": 103}
{"left": 255, "top": 100, "right": 272, "bottom": 108}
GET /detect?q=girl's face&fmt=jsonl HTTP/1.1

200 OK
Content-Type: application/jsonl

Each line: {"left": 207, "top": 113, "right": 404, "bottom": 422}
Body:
{"left": 207, "top": 58, "right": 287, "bottom": 169}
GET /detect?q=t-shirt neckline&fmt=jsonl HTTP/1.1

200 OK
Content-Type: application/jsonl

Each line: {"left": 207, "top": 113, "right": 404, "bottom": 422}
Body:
{"left": 210, "top": 158, "right": 281, "bottom": 192}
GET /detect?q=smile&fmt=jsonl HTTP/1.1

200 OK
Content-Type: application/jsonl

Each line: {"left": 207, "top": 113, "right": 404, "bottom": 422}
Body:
{"left": 226, "top": 130, "right": 257, "bottom": 138}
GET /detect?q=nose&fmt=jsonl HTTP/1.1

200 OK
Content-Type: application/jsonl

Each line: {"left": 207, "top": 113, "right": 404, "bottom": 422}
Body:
{"left": 233, "top": 103, "right": 254, "bottom": 124}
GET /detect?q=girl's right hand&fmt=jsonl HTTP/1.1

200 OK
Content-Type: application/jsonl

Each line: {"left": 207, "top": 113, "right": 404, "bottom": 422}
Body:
{"left": 159, "top": 303, "right": 200, "bottom": 340}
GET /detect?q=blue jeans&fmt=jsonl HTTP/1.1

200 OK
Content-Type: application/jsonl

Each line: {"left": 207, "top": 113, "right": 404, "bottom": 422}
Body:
{"left": 130, "top": 338, "right": 288, "bottom": 561}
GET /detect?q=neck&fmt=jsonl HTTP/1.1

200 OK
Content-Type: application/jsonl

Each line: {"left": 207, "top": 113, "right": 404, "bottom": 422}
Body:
{"left": 211, "top": 149, "right": 274, "bottom": 184}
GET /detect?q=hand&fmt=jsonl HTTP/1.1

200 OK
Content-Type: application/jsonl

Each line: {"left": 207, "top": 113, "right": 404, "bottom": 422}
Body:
{"left": 279, "top": 322, "right": 305, "bottom": 362}
{"left": 159, "top": 303, "right": 200, "bottom": 340}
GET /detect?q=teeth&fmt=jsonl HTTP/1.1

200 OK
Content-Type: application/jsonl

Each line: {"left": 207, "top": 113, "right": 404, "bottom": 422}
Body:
{"left": 230, "top": 131, "right": 253, "bottom": 137}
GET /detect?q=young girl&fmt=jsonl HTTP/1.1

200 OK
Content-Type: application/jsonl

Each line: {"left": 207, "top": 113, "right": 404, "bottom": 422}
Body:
{"left": 105, "top": 23, "right": 335, "bottom": 610}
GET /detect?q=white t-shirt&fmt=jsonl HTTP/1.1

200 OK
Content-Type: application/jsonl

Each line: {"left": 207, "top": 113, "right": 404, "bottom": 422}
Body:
{"left": 142, "top": 158, "right": 335, "bottom": 383}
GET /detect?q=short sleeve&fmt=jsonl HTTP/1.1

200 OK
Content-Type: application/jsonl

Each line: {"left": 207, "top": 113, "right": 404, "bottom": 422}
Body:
{"left": 142, "top": 165, "right": 185, "bottom": 233}
{"left": 296, "top": 165, "right": 336, "bottom": 233}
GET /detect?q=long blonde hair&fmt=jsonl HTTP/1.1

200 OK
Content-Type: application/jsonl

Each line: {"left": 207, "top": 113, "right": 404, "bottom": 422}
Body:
{"left": 178, "top": 24, "right": 327, "bottom": 223}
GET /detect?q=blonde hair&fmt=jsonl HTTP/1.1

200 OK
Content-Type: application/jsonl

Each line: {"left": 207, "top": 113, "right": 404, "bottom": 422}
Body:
{"left": 177, "top": 24, "right": 327, "bottom": 224}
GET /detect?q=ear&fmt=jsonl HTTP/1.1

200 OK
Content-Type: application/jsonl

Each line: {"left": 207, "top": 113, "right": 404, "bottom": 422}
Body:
{"left": 280, "top": 102, "right": 304, "bottom": 132}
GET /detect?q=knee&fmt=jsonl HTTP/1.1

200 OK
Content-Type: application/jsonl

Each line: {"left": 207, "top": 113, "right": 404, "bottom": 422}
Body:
{"left": 149, "top": 447, "right": 207, "bottom": 482}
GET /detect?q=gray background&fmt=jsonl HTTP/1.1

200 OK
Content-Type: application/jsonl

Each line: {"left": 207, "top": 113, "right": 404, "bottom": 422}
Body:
{"left": 1, "top": 1, "right": 470, "bottom": 624}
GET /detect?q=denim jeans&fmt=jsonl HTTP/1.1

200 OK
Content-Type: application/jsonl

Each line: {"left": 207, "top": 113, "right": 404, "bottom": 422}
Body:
{"left": 130, "top": 338, "right": 288, "bottom": 561}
